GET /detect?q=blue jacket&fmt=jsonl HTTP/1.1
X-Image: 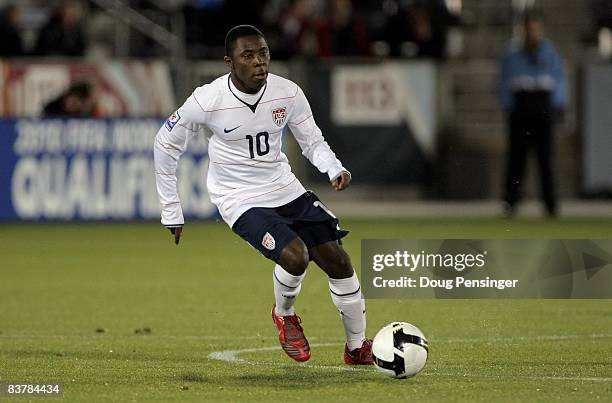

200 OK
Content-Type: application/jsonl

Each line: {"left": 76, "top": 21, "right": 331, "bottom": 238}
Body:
{"left": 498, "top": 39, "right": 566, "bottom": 112}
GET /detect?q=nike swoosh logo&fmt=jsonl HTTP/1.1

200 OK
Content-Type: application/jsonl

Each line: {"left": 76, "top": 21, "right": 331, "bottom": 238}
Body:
{"left": 223, "top": 125, "right": 241, "bottom": 133}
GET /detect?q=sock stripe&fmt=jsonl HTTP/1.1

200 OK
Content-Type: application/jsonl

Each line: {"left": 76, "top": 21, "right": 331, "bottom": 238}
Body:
{"left": 329, "top": 286, "right": 360, "bottom": 297}
{"left": 273, "top": 271, "right": 300, "bottom": 289}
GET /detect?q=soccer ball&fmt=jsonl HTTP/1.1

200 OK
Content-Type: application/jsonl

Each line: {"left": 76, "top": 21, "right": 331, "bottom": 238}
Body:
{"left": 372, "top": 322, "right": 429, "bottom": 379}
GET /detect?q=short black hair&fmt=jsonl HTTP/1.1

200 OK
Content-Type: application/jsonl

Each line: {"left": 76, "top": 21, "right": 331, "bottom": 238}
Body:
{"left": 224, "top": 25, "right": 265, "bottom": 57}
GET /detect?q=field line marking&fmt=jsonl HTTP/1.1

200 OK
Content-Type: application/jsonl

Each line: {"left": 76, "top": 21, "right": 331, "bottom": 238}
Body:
{"left": 2, "top": 333, "right": 611, "bottom": 343}
{"left": 208, "top": 343, "right": 371, "bottom": 372}
{"left": 208, "top": 334, "right": 612, "bottom": 381}
{"left": 432, "top": 333, "right": 612, "bottom": 344}
{"left": 429, "top": 372, "right": 612, "bottom": 383}
{"left": 2, "top": 332, "right": 609, "bottom": 381}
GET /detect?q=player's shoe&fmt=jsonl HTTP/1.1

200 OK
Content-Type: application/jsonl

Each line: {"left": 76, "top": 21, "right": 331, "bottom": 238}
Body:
{"left": 344, "top": 339, "right": 374, "bottom": 365}
{"left": 271, "top": 304, "right": 311, "bottom": 362}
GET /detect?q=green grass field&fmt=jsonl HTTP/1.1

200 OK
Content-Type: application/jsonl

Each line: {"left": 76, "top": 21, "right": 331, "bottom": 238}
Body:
{"left": 1, "top": 218, "right": 611, "bottom": 402}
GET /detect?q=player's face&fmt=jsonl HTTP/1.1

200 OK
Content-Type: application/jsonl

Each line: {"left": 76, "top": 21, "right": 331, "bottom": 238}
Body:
{"left": 226, "top": 35, "right": 270, "bottom": 94}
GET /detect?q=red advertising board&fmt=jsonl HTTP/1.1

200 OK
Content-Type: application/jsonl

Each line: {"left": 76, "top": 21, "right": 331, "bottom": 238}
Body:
{"left": 0, "top": 60, "right": 175, "bottom": 118}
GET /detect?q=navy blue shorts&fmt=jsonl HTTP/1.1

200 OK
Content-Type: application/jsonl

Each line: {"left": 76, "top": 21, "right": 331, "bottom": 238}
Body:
{"left": 231, "top": 191, "right": 349, "bottom": 264}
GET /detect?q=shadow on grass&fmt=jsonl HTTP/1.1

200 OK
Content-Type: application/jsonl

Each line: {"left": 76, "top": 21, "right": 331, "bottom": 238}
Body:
{"left": 2, "top": 349, "right": 413, "bottom": 388}
{"left": 176, "top": 365, "right": 392, "bottom": 389}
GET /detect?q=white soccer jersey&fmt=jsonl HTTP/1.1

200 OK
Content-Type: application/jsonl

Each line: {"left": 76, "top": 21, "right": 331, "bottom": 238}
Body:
{"left": 154, "top": 73, "right": 348, "bottom": 227}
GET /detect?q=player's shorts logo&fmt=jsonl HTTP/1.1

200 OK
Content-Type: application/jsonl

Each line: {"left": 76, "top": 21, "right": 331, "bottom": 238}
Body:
{"left": 165, "top": 110, "right": 181, "bottom": 131}
{"left": 272, "top": 107, "right": 287, "bottom": 127}
{"left": 262, "top": 232, "right": 276, "bottom": 250}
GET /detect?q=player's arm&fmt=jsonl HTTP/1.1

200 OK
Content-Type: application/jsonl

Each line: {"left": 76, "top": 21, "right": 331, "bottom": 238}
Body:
{"left": 154, "top": 90, "right": 208, "bottom": 244}
{"left": 287, "top": 86, "right": 351, "bottom": 191}
{"left": 154, "top": 118, "right": 192, "bottom": 244}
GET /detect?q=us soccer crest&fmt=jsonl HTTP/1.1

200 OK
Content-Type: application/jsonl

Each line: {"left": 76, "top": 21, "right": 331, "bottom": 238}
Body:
{"left": 272, "top": 107, "right": 287, "bottom": 126}
{"left": 262, "top": 232, "right": 276, "bottom": 250}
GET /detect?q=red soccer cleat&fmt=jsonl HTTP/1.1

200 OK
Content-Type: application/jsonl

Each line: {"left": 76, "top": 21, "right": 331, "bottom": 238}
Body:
{"left": 344, "top": 339, "right": 374, "bottom": 365}
{"left": 271, "top": 304, "right": 311, "bottom": 362}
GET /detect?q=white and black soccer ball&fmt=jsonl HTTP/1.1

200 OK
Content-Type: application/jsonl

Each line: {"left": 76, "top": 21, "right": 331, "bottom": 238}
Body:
{"left": 372, "top": 322, "right": 429, "bottom": 379}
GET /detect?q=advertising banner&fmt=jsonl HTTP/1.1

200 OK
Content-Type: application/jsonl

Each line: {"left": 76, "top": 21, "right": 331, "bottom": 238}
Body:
{"left": 583, "top": 63, "right": 612, "bottom": 193}
{"left": 306, "top": 61, "right": 436, "bottom": 184}
{"left": 0, "top": 119, "right": 216, "bottom": 221}
{"left": 331, "top": 62, "right": 436, "bottom": 156}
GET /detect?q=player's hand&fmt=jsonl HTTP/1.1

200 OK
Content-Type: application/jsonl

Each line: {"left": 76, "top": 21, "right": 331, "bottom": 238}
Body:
{"left": 332, "top": 171, "right": 351, "bottom": 191}
{"left": 167, "top": 226, "right": 183, "bottom": 245}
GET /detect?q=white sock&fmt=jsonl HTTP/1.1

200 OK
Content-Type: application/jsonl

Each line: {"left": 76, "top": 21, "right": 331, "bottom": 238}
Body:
{"left": 273, "top": 264, "right": 305, "bottom": 316}
{"left": 328, "top": 272, "right": 366, "bottom": 351}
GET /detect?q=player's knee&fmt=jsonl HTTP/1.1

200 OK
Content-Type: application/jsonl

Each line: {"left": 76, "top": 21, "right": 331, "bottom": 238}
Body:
{"left": 334, "top": 258, "right": 354, "bottom": 278}
{"left": 326, "top": 249, "right": 354, "bottom": 278}
{"left": 336, "top": 249, "right": 352, "bottom": 270}
{"left": 279, "top": 240, "right": 309, "bottom": 275}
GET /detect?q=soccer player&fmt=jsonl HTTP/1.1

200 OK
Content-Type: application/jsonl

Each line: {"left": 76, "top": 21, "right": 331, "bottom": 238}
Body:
{"left": 154, "top": 25, "right": 372, "bottom": 365}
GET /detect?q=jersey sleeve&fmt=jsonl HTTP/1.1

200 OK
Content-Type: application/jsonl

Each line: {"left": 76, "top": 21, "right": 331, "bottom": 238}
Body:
{"left": 549, "top": 45, "right": 567, "bottom": 110}
{"left": 153, "top": 88, "right": 209, "bottom": 227}
{"left": 287, "top": 86, "right": 349, "bottom": 181}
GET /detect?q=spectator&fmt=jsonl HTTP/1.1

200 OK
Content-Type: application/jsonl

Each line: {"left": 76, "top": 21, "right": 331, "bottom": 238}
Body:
{"left": 35, "top": 0, "right": 86, "bottom": 57}
{"left": 498, "top": 12, "right": 567, "bottom": 217}
{"left": 381, "top": 0, "right": 450, "bottom": 59}
{"left": 313, "top": 0, "right": 370, "bottom": 57}
{"left": 273, "top": 0, "right": 315, "bottom": 59}
{"left": 43, "top": 81, "right": 98, "bottom": 117}
{"left": 0, "top": 5, "right": 25, "bottom": 57}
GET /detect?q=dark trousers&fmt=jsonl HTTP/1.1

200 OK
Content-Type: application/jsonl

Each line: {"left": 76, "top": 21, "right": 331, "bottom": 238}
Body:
{"left": 504, "top": 111, "right": 557, "bottom": 215}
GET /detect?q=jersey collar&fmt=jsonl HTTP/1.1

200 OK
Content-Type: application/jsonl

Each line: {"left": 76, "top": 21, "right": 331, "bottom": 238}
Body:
{"left": 228, "top": 74, "right": 267, "bottom": 113}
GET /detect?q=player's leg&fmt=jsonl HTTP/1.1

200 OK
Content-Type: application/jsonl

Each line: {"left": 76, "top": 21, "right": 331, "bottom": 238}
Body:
{"left": 272, "top": 237, "right": 311, "bottom": 362}
{"left": 534, "top": 116, "right": 557, "bottom": 216}
{"left": 273, "top": 237, "right": 309, "bottom": 316}
{"left": 232, "top": 209, "right": 311, "bottom": 362}
{"left": 503, "top": 112, "right": 528, "bottom": 215}
{"left": 282, "top": 191, "right": 372, "bottom": 364}
{"left": 309, "top": 240, "right": 373, "bottom": 365}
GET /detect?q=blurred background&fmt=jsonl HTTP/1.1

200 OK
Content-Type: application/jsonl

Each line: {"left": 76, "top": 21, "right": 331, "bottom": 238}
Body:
{"left": 1, "top": 0, "right": 611, "bottom": 222}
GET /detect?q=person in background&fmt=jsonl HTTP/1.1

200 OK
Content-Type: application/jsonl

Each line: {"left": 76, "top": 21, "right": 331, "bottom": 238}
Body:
{"left": 381, "top": 0, "right": 450, "bottom": 59}
{"left": 313, "top": 0, "right": 370, "bottom": 57}
{"left": 0, "top": 4, "right": 25, "bottom": 57}
{"left": 274, "top": 0, "right": 315, "bottom": 59}
{"left": 43, "top": 81, "right": 98, "bottom": 117}
{"left": 35, "top": 0, "right": 86, "bottom": 57}
{"left": 498, "top": 12, "right": 566, "bottom": 217}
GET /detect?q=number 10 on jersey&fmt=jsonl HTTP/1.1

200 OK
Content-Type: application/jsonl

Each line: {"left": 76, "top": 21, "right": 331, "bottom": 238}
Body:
{"left": 246, "top": 132, "right": 270, "bottom": 158}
